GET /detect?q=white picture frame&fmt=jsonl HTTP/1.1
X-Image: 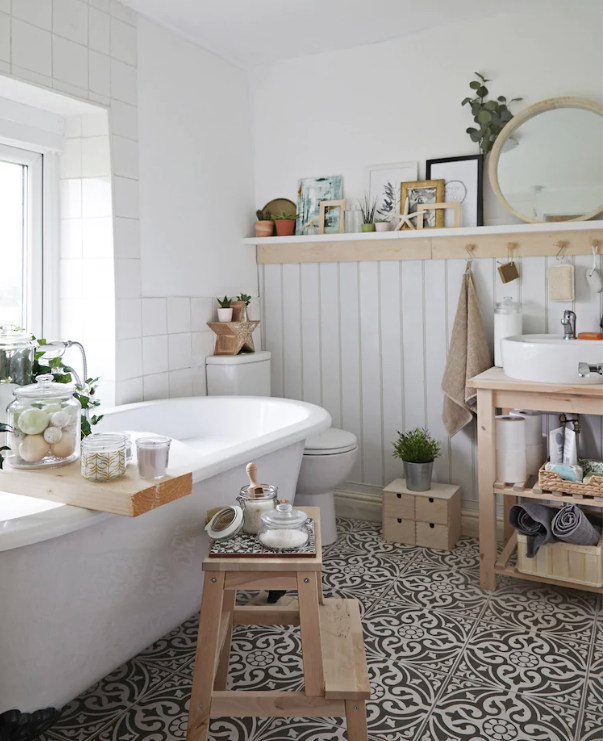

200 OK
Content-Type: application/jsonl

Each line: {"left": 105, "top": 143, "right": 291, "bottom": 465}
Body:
{"left": 365, "top": 162, "right": 419, "bottom": 220}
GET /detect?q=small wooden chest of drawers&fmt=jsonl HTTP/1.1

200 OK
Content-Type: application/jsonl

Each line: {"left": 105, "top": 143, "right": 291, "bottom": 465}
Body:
{"left": 382, "top": 479, "right": 461, "bottom": 551}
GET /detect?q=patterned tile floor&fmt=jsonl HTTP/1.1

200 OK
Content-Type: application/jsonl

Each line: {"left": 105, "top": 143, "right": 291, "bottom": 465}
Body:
{"left": 41, "top": 518, "right": 603, "bottom": 741}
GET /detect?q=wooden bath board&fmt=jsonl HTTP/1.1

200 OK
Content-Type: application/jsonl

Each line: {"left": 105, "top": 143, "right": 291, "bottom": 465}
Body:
{"left": 209, "top": 519, "right": 316, "bottom": 558}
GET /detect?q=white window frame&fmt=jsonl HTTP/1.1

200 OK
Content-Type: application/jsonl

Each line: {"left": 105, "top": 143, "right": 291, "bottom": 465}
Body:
{"left": 0, "top": 142, "right": 44, "bottom": 337}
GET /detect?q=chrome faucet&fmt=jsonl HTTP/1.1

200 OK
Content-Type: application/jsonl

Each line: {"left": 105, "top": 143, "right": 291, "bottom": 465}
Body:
{"left": 561, "top": 310, "right": 576, "bottom": 340}
{"left": 578, "top": 362, "right": 603, "bottom": 378}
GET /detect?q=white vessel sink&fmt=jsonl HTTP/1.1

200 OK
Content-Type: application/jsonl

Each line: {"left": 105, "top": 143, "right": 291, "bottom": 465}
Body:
{"left": 502, "top": 334, "right": 603, "bottom": 385}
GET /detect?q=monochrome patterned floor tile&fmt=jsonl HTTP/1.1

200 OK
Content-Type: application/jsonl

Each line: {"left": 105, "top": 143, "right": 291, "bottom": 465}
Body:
{"left": 382, "top": 564, "right": 488, "bottom": 618}
{"left": 483, "top": 578, "right": 598, "bottom": 643}
{"left": 41, "top": 520, "right": 602, "bottom": 741}
{"left": 422, "top": 676, "right": 579, "bottom": 741}
{"left": 362, "top": 601, "right": 474, "bottom": 672}
{"left": 456, "top": 622, "right": 590, "bottom": 708}
{"left": 39, "top": 659, "right": 173, "bottom": 741}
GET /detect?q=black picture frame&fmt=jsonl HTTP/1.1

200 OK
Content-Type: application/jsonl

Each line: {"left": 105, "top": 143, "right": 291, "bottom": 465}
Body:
{"left": 426, "top": 154, "right": 484, "bottom": 227}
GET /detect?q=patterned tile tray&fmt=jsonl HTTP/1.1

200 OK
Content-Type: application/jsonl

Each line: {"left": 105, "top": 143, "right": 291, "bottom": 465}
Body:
{"left": 209, "top": 519, "right": 316, "bottom": 558}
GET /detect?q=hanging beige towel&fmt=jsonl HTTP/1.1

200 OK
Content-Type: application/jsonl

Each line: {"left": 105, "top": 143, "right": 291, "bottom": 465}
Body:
{"left": 442, "top": 266, "right": 492, "bottom": 436}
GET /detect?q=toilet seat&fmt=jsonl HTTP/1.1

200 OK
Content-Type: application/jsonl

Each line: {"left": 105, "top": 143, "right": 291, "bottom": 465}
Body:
{"left": 303, "top": 428, "right": 358, "bottom": 456}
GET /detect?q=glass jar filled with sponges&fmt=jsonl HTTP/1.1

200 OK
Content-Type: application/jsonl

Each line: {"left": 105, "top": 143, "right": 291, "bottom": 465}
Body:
{"left": 5, "top": 374, "right": 81, "bottom": 469}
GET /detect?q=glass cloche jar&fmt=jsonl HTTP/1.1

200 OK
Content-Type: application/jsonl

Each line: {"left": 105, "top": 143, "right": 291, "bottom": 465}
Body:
{"left": 0, "top": 325, "right": 36, "bottom": 425}
{"left": 258, "top": 503, "right": 310, "bottom": 551}
{"left": 6, "top": 374, "right": 81, "bottom": 469}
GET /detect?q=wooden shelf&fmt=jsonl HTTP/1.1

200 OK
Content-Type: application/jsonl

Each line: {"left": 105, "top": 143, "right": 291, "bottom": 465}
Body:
{"left": 244, "top": 221, "right": 602, "bottom": 264}
{"left": 495, "top": 484, "right": 603, "bottom": 508}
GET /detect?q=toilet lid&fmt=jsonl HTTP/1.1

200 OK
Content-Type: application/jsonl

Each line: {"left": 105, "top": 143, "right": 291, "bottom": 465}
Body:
{"left": 304, "top": 428, "right": 358, "bottom": 456}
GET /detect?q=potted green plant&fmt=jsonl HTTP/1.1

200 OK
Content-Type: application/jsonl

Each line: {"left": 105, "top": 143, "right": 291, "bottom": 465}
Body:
{"left": 217, "top": 296, "right": 232, "bottom": 322}
{"left": 375, "top": 218, "right": 390, "bottom": 233}
{"left": 393, "top": 427, "right": 442, "bottom": 491}
{"left": 360, "top": 194, "right": 377, "bottom": 232}
{"left": 273, "top": 211, "right": 297, "bottom": 237}
{"left": 236, "top": 293, "right": 251, "bottom": 306}
{"left": 255, "top": 209, "right": 274, "bottom": 238}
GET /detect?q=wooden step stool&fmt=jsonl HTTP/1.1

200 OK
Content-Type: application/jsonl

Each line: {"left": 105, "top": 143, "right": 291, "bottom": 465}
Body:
{"left": 185, "top": 507, "right": 370, "bottom": 741}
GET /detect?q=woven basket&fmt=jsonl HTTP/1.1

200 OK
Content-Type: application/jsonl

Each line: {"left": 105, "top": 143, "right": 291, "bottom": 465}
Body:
{"left": 537, "top": 464, "right": 603, "bottom": 498}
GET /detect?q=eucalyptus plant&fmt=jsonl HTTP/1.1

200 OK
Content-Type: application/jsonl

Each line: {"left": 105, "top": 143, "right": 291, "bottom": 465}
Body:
{"left": 462, "top": 72, "right": 522, "bottom": 154}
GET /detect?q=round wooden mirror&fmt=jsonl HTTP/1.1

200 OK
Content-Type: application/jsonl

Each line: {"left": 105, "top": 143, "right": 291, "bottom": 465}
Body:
{"left": 489, "top": 97, "right": 603, "bottom": 223}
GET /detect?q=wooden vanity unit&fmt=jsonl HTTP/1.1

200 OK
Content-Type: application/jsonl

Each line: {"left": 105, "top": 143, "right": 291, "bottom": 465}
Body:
{"left": 468, "top": 367, "right": 603, "bottom": 593}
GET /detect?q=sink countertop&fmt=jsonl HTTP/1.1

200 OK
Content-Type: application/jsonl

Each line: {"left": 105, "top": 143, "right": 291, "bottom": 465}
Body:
{"left": 468, "top": 367, "right": 603, "bottom": 398}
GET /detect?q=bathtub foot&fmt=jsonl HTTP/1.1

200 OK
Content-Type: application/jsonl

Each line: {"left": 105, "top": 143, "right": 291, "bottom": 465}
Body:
{"left": 0, "top": 706, "right": 60, "bottom": 741}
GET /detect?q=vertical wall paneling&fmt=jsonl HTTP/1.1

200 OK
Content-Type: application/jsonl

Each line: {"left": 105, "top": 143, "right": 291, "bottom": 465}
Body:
{"left": 472, "top": 257, "right": 495, "bottom": 352}
{"left": 379, "top": 262, "right": 404, "bottom": 486}
{"left": 521, "top": 257, "right": 547, "bottom": 334}
{"left": 423, "top": 259, "right": 450, "bottom": 485}
{"left": 359, "top": 262, "right": 383, "bottom": 485}
{"left": 339, "top": 262, "right": 363, "bottom": 483}
{"left": 263, "top": 263, "right": 284, "bottom": 397}
{"left": 281, "top": 264, "right": 303, "bottom": 400}
{"left": 319, "top": 263, "right": 342, "bottom": 428}
{"left": 300, "top": 263, "right": 322, "bottom": 406}
{"left": 401, "top": 261, "right": 427, "bottom": 431}
{"left": 546, "top": 255, "right": 572, "bottom": 334}
{"left": 259, "top": 263, "right": 267, "bottom": 352}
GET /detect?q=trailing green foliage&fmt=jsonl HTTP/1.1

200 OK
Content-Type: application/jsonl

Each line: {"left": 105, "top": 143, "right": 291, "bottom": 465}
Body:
{"left": 359, "top": 194, "right": 378, "bottom": 225}
{"left": 393, "top": 427, "right": 441, "bottom": 464}
{"left": 217, "top": 296, "right": 231, "bottom": 308}
{"left": 462, "top": 72, "right": 522, "bottom": 153}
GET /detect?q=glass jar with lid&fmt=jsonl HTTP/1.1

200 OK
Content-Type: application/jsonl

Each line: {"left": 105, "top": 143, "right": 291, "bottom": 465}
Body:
{"left": 6, "top": 374, "right": 81, "bottom": 469}
{"left": 258, "top": 503, "right": 310, "bottom": 551}
{"left": 0, "top": 325, "right": 36, "bottom": 425}
{"left": 494, "top": 297, "right": 523, "bottom": 368}
{"left": 81, "top": 433, "right": 128, "bottom": 481}
{"left": 236, "top": 484, "right": 277, "bottom": 535}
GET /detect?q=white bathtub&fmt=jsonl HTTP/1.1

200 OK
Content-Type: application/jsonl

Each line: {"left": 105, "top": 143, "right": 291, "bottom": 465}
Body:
{"left": 0, "top": 396, "right": 330, "bottom": 714}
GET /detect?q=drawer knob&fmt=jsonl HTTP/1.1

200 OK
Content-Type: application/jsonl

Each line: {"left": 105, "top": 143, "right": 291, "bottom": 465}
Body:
{"left": 429, "top": 523, "right": 435, "bottom": 528}
{"left": 397, "top": 493, "right": 401, "bottom": 499}
{"left": 397, "top": 518, "right": 402, "bottom": 524}
{"left": 429, "top": 497, "right": 434, "bottom": 503}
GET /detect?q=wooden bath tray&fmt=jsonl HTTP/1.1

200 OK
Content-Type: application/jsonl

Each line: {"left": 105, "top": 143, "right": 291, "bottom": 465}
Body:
{"left": 0, "top": 439, "right": 196, "bottom": 517}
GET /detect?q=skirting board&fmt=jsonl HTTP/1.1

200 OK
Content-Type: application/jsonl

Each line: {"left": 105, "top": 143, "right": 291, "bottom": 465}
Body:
{"left": 334, "top": 488, "right": 505, "bottom": 542}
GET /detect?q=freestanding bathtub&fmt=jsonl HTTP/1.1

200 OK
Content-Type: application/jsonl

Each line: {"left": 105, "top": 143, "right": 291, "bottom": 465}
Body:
{"left": 0, "top": 396, "right": 330, "bottom": 714}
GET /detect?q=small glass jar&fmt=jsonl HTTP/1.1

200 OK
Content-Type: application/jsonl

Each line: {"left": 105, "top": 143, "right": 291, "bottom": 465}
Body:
{"left": 237, "top": 484, "right": 277, "bottom": 535}
{"left": 494, "top": 297, "right": 523, "bottom": 368}
{"left": 0, "top": 325, "right": 36, "bottom": 426}
{"left": 81, "top": 433, "right": 127, "bottom": 482}
{"left": 136, "top": 436, "right": 171, "bottom": 479}
{"left": 258, "top": 504, "right": 310, "bottom": 551}
{"left": 6, "top": 374, "right": 81, "bottom": 469}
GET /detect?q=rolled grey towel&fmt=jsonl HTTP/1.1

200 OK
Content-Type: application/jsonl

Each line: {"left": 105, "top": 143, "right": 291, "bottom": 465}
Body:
{"left": 509, "top": 503, "right": 557, "bottom": 558}
{"left": 552, "top": 504, "right": 601, "bottom": 546}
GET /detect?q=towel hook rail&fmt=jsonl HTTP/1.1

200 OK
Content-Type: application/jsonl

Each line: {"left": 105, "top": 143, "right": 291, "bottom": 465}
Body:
{"left": 555, "top": 241, "right": 566, "bottom": 261}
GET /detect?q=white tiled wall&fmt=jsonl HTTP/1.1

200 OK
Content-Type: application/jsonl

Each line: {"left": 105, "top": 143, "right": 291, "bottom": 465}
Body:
{"left": 0, "top": 0, "right": 141, "bottom": 406}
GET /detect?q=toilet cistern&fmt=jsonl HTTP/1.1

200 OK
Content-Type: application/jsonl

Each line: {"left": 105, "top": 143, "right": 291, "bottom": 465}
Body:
{"left": 561, "top": 310, "right": 576, "bottom": 340}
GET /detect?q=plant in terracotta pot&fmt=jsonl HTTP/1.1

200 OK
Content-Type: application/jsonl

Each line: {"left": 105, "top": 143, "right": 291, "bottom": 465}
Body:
{"left": 273, "top": 212, "right": 297, "bottom": 237}
{"left": 359, "top": 194, "right": 377, "bottom": 232}
{"left": 393, "top": 427, "right": 441, "bottom": 492}
{"left": 255, "top": 209, "right": 274, "bottom": 238}
{"left": 375, "top": 218, "right": 390, "bottom": 233}
{"left": 217, "top": 296, "right": 233, "bottom": 322}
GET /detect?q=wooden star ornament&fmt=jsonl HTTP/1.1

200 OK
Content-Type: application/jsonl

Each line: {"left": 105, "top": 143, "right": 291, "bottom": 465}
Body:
{"left": 207, "top": 301, "right": 260, "bottom": 355}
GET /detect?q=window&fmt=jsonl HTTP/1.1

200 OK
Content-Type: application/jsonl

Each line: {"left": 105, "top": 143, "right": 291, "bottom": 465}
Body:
{"left": 0, "top": 143, "right": 43, "bottom": 335}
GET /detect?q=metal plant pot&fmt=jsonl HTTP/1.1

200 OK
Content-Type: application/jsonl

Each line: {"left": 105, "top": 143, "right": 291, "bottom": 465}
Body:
{"left": 405, "top": 461, "right": 434, "bottom": 492}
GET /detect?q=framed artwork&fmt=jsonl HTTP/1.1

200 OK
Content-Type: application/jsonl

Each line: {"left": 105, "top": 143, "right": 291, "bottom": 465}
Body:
{"left": 417, "top": 202, "right": 461, "bottom": 229}
{"left": 365, "top": 162, "right": 418, "bottom": 220}
{"left": 400, "top": 179, "right": 445, "bottom": 228}
{"left": 319, "top": 199, "right": 346, "bottom": 234}
{"left": 426, "top": 155, "right": 484, "bottom": 227}
{"left": 296, "top": 176, "right": 343, "bottom": 235}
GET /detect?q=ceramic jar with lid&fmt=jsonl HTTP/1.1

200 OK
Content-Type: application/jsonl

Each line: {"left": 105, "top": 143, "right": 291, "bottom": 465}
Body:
{"left": 6, "top": 374, "right": 81, "bottom": 469}
{"left": 258, "top": 503, "right": 310, "bottom": 551}
{"left": 237, "top": 484, "right": 277, "bottom": 535}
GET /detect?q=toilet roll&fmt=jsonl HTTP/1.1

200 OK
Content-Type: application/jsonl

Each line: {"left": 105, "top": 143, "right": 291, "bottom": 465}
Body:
{"left": 496, "top": 416, "right": 526, "bottom": 452}
{"left": 497, "top": 448, "right": 528, "bottom": 483}
{"left": 510, "top": 410, "right": 543, "bottom": 447}
{"left": 526, "top": 442, "right": 545, "bottom": 476}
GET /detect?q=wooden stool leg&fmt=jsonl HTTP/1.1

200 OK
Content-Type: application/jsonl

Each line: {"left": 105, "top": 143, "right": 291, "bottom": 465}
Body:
{"left": 214, "top": 589, "right": 236, "bottom": 691}
{"left": 186, "top": 572, "right": 225, "bottom": 741}
{"left": 297, "top": 571, "right": 324, "bottom": 697}
{"left": 345, "top": 700, "right": 368, "bottom": 741}
{"left": 503, "top": 494, "right": 517, "bottom": 543}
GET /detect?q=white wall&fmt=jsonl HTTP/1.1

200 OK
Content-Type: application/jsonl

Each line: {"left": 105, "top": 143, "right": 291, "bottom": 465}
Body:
{"left": 252, "top": 3, "right": 603, "bottom": 509}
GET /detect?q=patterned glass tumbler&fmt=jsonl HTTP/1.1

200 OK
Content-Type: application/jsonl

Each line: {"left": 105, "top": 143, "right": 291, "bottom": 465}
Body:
{"left": 81, "top": 433, "right": 128, "bottom": 482}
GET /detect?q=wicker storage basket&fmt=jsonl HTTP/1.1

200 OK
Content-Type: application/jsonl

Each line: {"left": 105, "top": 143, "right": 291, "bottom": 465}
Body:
{"left": 537, "top": 464, "right": 603, "bottom": 499}
{"left": 516, "top": 532, "right": 603, "bottom": 587}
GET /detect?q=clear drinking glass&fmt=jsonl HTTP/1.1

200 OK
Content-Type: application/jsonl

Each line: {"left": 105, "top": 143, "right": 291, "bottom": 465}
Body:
{"left": 136, "top": 436, "right": 171, "bottom": 479}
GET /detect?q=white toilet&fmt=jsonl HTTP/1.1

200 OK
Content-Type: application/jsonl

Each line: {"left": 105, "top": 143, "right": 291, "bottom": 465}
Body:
{"left": 206, "top": 351, "right": 358, "bottom": 545}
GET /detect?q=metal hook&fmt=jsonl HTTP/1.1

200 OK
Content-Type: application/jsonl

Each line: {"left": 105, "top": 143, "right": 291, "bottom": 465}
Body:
{"left": 465, "top": 244, "right": 475, "bottom": 262}
{"left": 555, "top": 241, "right": 566, "bottom": 261}
{"left": 507, "top": 242, "right": 517, "bottom": 261}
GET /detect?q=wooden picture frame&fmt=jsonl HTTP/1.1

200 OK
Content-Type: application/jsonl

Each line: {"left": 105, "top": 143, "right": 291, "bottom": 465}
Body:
{"left": 426, "top": 154, "right": 484, "bottom": 227}
{"left": 417, "top": 202, "right": 461, "bottom": 229}
{"left": 319, "top": 199, "right": 346, "bottom": 234}
{"left": 399, "top": 180, "right": 445, "bottom": 229}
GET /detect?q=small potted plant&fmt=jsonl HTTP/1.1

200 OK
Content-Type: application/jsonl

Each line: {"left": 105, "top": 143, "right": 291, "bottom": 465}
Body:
{"left": 273, "top": 211, "right": 297, "bottom": 237}
{"left": 360, "top": 194, "right": 377, "bottom": 232}
{"left": 255, "top": 209, "right": 274, "bottom": 238}
{"left": 217, "top": 296, "right": 233, "bottom": 322}
{"left": 237, "top": 293, "right": 251, "bottom": 306}
{"left": 375, "top": 218, "right": 390, "bottom": 233}
{"left": 392, "top": 427, "right": 441, "bottom": 492}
